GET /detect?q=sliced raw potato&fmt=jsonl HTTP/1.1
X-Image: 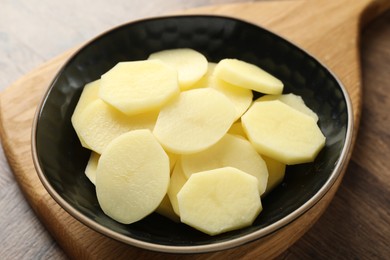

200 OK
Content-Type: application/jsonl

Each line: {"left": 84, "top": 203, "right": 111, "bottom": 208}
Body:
{"left": 256, "top": 93, "right": 318, "bottom": 122}
{"left": 148, "top": 48, "right": 208, "bottom": 90}
{"left": 190, "top": 62, "right": 217, "bottom": 89}
{"left": 96, "top": 129, "right": 170, "bottom": 224}
{"left": 167, "top": 161, "right": 187, "bottom": 216}
{"left": 74, "top": 99, "right": 158, "bottom": 154}
{"left": 214, "top": 58, "right": 283, "bottom": 94}
{"left": 177, "top": 167, "right": 262, "bottom": 236}
{"left": 71, "top": 79, "right": 100, "bottom": 148}
{"left": 181, "top": 134, "right": 268, "bottom": 195}
{"left": 166, "top": 151, "right": 178, "bottom": 172}
{"left": 155, "top": 195, "right": 180, "bottom": 222}
{"left": 211, "top": 77, "right": 253, "bottom": 121}
{"left": 100, "top": 60, "right": 179, "bottom": 115}
{"left": 242, "top": 100, "right": 326, "bottom": 165}
{"left": 84, "top": 152, "right": 100, "bottom": 185}
{"left": 228, "top": 121, "right": 247, "bottom": 138}
{"left": 262, "top": 155, "right": 286, "bottom": 196}
{"left": 153, "top": 88, "right": 236, "bottom": 154}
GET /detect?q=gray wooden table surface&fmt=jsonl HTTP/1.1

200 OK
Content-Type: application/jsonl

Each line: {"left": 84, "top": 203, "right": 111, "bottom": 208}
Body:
{"left": 1, "top": 0, "right": 389, "bottom": 259}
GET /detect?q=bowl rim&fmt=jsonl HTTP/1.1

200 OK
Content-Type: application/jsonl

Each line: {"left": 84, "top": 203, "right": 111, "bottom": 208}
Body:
{"left": 31, "top": 14, "right": 354, "bottom": 254}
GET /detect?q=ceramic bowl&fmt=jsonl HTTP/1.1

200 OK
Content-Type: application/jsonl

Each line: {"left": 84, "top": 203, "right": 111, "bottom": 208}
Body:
{"left": 32, "top": 15, "right": 353, "bottom": 254}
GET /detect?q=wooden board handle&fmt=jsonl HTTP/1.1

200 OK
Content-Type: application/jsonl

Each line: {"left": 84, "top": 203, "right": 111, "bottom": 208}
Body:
{"left": 361, "top": 0, "right": 390, "bottom": 25}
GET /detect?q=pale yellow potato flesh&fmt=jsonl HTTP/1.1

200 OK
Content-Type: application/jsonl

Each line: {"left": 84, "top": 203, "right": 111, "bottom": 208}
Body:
{"left": 177, "top": 167, "right": 262, "bottom": 236}
{"left": 84, "top": 152, "right": 100, "bottom": 185}
{"left": 262, "top": 155, "right": 286, "bottom": 196}
{"left": 100, "top": 60, "right": 179, "bottom": 115}
{"left": 96, "top": 129, "right": 170, "bottom": 224}
{"left": 228, "top": 121, "right": 247, "bottom": 138}
{"left": 71, "top": 79, "right": 100, "bottom": 148}
{"left": 242, "top": 100, "right": 326, "bottom": 165}
{"left": 181, "top": 133, "right": 269, "bottom": 196}
{"left": 70, "top": 49, "right": 327, "bottom": 235}
{"left": 166, "top": 151, "right": 178, "bottom": 172}
{"left": 210, "top": 77, "right": 253, "bottom": 121}
{"left": 190, "top": 62, "right": 217, "bottom": 89}
{"left": 74, "top": 99, "right": 159, "bottom": 154}
{"left": 214, "top": 58, "right": 283, "bottom": 94}
{"left": 148, "top": 48, "right": 208, "bottom": 90}
{"left": 155, "top": 195, "right": 180, "bottom": 222}
{"left": 256, "top": 93, "right": 319, "bottom": 122}
{"left": 167, "top": 160, "right": 187, "bottom": 216}
{"left": 153, "top": 88, "right": 236, "bottom": 154}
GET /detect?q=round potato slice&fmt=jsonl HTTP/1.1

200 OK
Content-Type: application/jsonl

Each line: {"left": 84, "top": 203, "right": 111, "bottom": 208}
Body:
{"left": 71, "top": 79, "right": 100, "bottom": 148}
{"left": 96, "top": 129, "right": 170, "bottom": 224}
{"left": 181, "top": 133, "right": 269, "bottom": 196}
{"left": 242, "top": 100, "right": 326, "bottom": 165}
{"left": 100, "top": 60, "right": 179, "bottom": 116}
{"left": 190, "top": 62, "right": 217, "bottom": 89}
{"left": 153, "top": 88, "right": 236, "bottom": 154}
{"left": 177, "top": 167, "right": 262, "bottom": 236}
{"left": 228, "top": 121, "right": 247, "bottom": 138}
{"left": 211, "top": 77, "right": 253, "bottom": 121}
{"left": 148, "top": 48, "right": 208, "bottom": 90}
{"left": 75, "top": 99, "right": 159, "bottom": 154}
{"left": 155, "top": 195, "right": 180, "bottom": 223}
{"left": 262, "top": 155, "right": 286, "bottom": 196}
{"left": 167, "top": 160, "right": 187, "bottom": 216}
{"left": 214, "top": 58, "right": 283, "bottom": 94}
{"left": 256, "top": 93, "right": 318, "bottom": 122}
{"left": 84, "top": 152, "right": 100, "bottom": 185}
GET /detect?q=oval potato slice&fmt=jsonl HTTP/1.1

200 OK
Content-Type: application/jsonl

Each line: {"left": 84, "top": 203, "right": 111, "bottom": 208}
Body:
{"left": 177, "top": 167, "right": 262, "bottom": 236}
{"left": 84, "top": 152, "right": 100, "bottom": 185}
{"left": 96, "top": 129, "right": 170, "bottom": 224}
{"left": 75, "top": 99, "right": 158, "bottom": 154}
{"left": 181, "top": 133, "right": 268, "bottom": 196}
{"left": 214, "top": 58, "right": 283, "bottom": 94}
{"left": 71, "top": 79, "right": 100, "bottom": 148}
{"left": 100, "top": 60, "right": 179, "bottom": 116}
{"left": 210, "top": 77, "right": 253, "bottom": 121}
{"left": 148, "top": 48, "right": 208, "bottom": 90}
{"left": 242, "top": 100, "right": 326, "bottom": 165}
{"left": 167, "top": 160, "right": 187, "bottom": 216}
{"left": 153, "top": 88, "right": 236, "bottom": 154}
{"left": 256, "top": 93, "right": 318, "bottom": 122}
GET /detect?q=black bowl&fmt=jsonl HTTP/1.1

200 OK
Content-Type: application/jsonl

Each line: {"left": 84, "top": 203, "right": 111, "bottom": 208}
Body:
{"left": 32, "top": 15, "right": 353, "bottom": 253}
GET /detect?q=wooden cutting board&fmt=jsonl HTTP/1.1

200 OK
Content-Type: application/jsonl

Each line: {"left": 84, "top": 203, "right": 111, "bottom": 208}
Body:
{"left": 1, "top": 0, "right": 389, "bottom": 259}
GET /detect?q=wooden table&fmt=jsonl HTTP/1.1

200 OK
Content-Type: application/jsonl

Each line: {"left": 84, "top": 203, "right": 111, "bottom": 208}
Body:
{"left": 0, "top": 0, "right": 389, "bottom": 259}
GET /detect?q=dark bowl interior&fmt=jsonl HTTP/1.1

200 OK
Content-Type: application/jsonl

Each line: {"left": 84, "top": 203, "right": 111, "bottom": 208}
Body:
{"left": 33, "top": 15, "right": 351, "bottom": 252}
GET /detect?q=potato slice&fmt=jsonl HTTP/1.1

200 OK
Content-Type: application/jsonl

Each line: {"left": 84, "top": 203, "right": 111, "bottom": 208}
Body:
{"left": 262, "top": 155, "right": 286, "bottom": 196}
{"left": 242, "top": 100, "right": 326, "bottom": 165}
{"left": 71, "top": 79, "right": 100, "bottom": 148}
{"left": 75, "top": 99, "right": 158, "bottom": 154}
{"left": 96, "top": 129, "right": 170, "bottom": 224}
{"left": 177, "top": 167, "right": 262, "bottom": 236}
{"left": 155, "top": 195, "right": 180, "bottom": 222}
{"left": 167, "top": 160, "right": 187, "bottom": 216}
{"left": 211, "top": 77, "right": 253, "bottom": 121}
{"left": 228, "top": 121, "right": 247, "bottom": 138}
{"left": 181, "top": 134, "right": 268, "bottom": 195}
{"left": 84, "top": 152, "right": 100, "bottom": 185}
{"left": 214, "top": 58, "right": 283, "bottom": 94}
{"left": 100, "top": 60, "right": 179, "bottom": 115}
{"left": 153, "top": 88, "right": 236, "bottom": 154}
{"left": 166, "top": 151, "right": 178, "bottom": 172}
{"left": 256, "top": 93, "right": 318, "bottom": 122}
{"left": 148, "top": 48, "right": 208, "bottom": 90}
{"left": 190, "top": 62, "right": 217, "bottom": 89}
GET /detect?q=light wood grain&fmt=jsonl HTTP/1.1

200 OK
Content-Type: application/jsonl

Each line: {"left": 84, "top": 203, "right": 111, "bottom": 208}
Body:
{"left": 1, "top": 0, "right": 389, "bottom": 259}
